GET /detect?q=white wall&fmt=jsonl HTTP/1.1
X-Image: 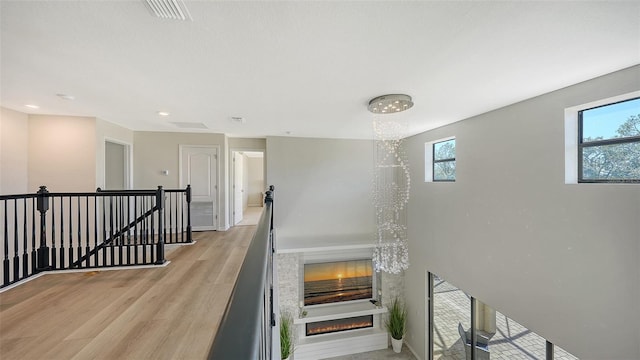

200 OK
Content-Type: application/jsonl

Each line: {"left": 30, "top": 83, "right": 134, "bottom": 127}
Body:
{"left": 0, "top": 107, "right": 29, "bottom": 194}
{"left": 228, "top": 137, "right": 266, "bottom": 152}
{"left": 246, "top": 155, "right": 264, "bottom": 207}
{"left": 404, "top": 65, "right": 640, "bottom": 360}
{"left": 266, "top": 136, "right": 375, "bottom": 243}
{"left": 104, "top": 142, "right": 125, "bottom": 189}
{"left": 28, "top": 115, "right": 96, "bottom": 192}
{"left": 95, "top": 118, "right": 134, "bottom": 190}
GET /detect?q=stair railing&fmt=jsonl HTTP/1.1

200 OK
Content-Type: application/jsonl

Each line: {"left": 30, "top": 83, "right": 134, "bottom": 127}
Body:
{"left": 0, "top": 185, "right": 192, "bottom": 289}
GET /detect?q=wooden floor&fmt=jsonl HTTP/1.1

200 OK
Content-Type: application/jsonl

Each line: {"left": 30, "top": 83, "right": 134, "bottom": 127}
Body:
{"left": 236, "top": 206, "right": 263, "bottom": 226}
{"left": 0, "top": 226, "right": 255, "bottom": 360}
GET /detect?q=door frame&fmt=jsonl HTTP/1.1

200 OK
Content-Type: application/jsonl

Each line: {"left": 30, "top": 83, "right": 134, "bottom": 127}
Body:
{"left": 103, "top": 137, "right": 132, "bottom": 190}
{"left": 229, "top": 147, "right": 265, "bottom": 227}
{"left": 232, "top": 151, "right": 244, "bottom": 226}
{"left": 179, "top": 144, "right": 221, "bottom": 231}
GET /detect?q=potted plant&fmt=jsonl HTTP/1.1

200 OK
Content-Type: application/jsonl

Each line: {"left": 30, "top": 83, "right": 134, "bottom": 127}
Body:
{"left": 280, "top": 312, "right": 294, "bottom": 360}
{"left": 386, "top": 296, "right": 407, "bottom": 353}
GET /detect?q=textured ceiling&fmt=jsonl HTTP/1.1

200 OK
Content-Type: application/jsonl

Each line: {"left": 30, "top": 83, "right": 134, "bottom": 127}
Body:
{"left": 1, "top": 1, "right": 639, "bottom": 139}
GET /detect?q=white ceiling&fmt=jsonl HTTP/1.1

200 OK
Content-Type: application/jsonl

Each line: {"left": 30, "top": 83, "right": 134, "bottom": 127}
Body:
{"left": 1, "top": 1, "right": 639, "bottom": 140}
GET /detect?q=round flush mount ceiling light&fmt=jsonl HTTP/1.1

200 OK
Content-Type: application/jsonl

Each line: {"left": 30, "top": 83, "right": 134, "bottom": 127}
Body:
{"left": 157, "top": 111, "right": 170, "bottom": 117}
{"left": 25, "top": 104, "right": 40, "bottom": 109}
{"left": 368, "top": 94, "right": 413, "bottom": 114}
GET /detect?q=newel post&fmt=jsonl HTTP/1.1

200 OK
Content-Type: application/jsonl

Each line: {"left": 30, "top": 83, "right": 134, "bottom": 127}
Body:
{"left": 265, "top": 185, "right": 274, "bottom": 230}
{"left": 185, "top": 184, "right": 192, "bottom": 243}
{"left": 36, "top": 186, "right": 51, "bottom": 271}
{"left": 264, "top": 185, "right": 274, "bottom": 204}
{"left": 155, "top": 186, "right": 165, "bottom": 264}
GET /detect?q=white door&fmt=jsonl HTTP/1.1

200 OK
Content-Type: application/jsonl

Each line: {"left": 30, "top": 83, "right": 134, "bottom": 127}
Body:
{"left": 233, "top": 152, "right": 244, "bottom": 225}
{"left": 180, "top": 146, "right": 218, "bottom": 231}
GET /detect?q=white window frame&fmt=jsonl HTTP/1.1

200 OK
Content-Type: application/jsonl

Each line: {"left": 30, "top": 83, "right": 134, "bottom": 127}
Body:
{"left": 564, "top": 91, "right": 640, "bottom": 184}
{"left": 425, "top": 136, "right": 456, "bottom": 183}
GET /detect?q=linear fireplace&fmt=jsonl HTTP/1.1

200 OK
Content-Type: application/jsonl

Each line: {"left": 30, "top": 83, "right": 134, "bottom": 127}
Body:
{"left": 305, "top": 315, "right": 374, "bottom": 336}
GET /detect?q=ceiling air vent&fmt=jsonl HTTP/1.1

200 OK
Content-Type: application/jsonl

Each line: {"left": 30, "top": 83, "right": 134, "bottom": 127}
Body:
{"left": 170, "top": 122, "right": 208, "bottom": 129}
{"left": 143, "top": 0, "right": 192, "bottom": 21}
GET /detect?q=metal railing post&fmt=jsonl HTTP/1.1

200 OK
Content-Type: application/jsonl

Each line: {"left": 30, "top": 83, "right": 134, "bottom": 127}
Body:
{"left": 156, "top": 186, "right": 165, "bottom": 264}
{"left": 265, "top": 185, "right": 274, "bottom": 230}
{"left": 36, "top": 186, "right": 50, "bottom": 271}
{"left": 186, "top": 184, "right": 192, "bottom": 243}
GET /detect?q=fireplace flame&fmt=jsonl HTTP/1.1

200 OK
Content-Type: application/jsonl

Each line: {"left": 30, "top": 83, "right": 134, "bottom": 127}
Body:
{"left": 306, "top": 315, "right": 373, "bottom": 336}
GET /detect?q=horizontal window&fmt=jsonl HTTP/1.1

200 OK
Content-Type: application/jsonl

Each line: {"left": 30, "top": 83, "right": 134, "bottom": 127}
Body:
{"left": 579, "top": 97, "right": 640, "bottom": 183}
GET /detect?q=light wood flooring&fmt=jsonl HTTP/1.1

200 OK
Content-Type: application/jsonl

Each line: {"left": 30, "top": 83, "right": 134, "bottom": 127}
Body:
{"left": 0, "top": 226, "right": 255, "bottom": 360}
{"left": 236, "top": 206, "right": 263, "bottom": 226}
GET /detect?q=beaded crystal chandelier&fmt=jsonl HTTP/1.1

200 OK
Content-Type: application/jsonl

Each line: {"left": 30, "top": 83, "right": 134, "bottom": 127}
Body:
{"left": 369, "top": 94, "right": 413, "bottom": 274}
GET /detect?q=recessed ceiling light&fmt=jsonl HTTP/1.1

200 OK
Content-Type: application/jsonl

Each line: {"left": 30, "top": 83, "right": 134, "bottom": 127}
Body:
{"left": 231, "top": 116, "right": 246, "bottom": 123}
{"left": 25, "top": 104, "right": 40, "bottom": 109}
{"left": 157, "top": 111, "right": 170, "bottom": 117}
{"left": 56, "top": 94, "right": 75, "bottom": 100}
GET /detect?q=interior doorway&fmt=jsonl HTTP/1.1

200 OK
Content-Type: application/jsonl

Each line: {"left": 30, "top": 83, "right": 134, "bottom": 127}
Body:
{"left": 231, "top": 150, "right": 265, "bottom": 226}
{"left": 104, "top": 140, "right": 131, "bottom": 190}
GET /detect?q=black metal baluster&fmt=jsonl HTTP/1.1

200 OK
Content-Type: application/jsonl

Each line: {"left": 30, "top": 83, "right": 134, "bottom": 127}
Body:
{"left": 60, "top": 197, "right": 65, "bottom": 269}
{"left": 109, "top": 196, "right": 114, "bottom": 267}
{"left": 85, "top": 196, "right": 90, "bottom": 268}
{"left": 13, "top": 199, "right": 20, "bottom": 282}
{"left": 102, "top": 195, "right": 107, "bottom": 267}
{"left": 118, "top": 196, "right": 129, "bottom": 265}
{"left": 94, "top": 195, "right": 98, "bottom": 266}
{"left": 123, "top": 195, "right": 128, "bottom": 266}
{"left": 169, "top": 192, "right": 173, "bottom": 244}
{"left": 124, "top": 195, "right": 129, "bottom": 266}
{"left": 31, "top": 198, "right": 36, "bottom": 274}
{"left": 3, "top": 200, "right": 9, "bottom": 286}
{"left": 113, "top": 195, "right": 118, "bottom": 264}
{"left": 117, "top": 195, "right": 121, "bottom": 265}
{"left": 51, "top": 197, "right": 56, "bottom": 269}
{"left": 76, "top": 197, "right": 82, "bottom": 268}
{"left": 141, "top": 196, "right": 147, "bottom": 263}
{"left": 133, "top": 196, "right": 138, "bottom": 265}
{"left": 150, "top": 195, "right": 155, "bottom": 264}
{"left": 68, "top": 197, "right": 74, "bottom": 267}
{"left": 22, "top": 199, "right": 29, "bottom": 280}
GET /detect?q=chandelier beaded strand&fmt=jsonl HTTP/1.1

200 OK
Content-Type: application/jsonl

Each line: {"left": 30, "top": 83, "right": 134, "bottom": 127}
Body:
{"left": 369, "top": 94, "right": 413, "bottom": 274}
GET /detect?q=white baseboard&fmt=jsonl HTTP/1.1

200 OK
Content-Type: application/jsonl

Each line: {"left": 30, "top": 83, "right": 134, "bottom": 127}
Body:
{"left": 0, "top": 261, "right": 170, "bottom": 294}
